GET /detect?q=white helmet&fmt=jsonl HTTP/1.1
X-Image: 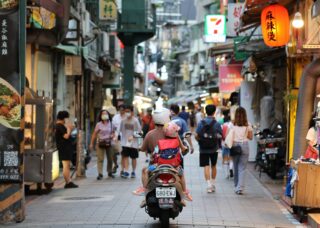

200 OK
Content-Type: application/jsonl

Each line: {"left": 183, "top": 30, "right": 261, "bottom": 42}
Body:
{"left": 153, "top": 108, "right": 170, "bottom": 126}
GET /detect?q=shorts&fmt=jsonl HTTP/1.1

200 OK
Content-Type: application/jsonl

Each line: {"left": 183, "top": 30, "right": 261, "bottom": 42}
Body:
{"left": 122, "top": 147, "right": 139, "bottom": 159}
{"left": 222, "top": 147, "right": 230, "bottom": 157}
{"left": 199, "top": 152, "right": 218, "bottom": 167}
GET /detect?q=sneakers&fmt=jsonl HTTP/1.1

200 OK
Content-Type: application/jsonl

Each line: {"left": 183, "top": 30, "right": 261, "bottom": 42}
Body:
{"left": 235, "top": 190, "right": 243, "bottom": 195}
{"left": 121, "top": 171, "right": 130, "bottom": 178}
{"left": 112, "top": 165, "right": 118, "bottom": 174}
{"left": 97, "top": 174, "right": 103, "bottom": 180}
{"left": 132, "top": 186, "right": 146, "bottom": 196}
{"left": 131, "top": 172, "right": 136, "bottom": 178}
{"left": 207, "top": 185, "right": 213, "bottom": 193}
{"left": 211, "top": 185, "right": 216, "bottom": 192}
{"left": 64, "top": 182, "right": 78, "bottom": 189}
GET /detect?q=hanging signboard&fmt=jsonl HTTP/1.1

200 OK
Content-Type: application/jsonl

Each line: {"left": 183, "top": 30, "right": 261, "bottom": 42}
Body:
{"left": 219, "top": 65, "right": 243, "bottom": 93}
{"left": 204, "top": 15, "right": 226, "bottom": 43}
{"left": 0, "top": 1, "right": 24, "bottom": 183}
{"left": 99, "top": 0, "right": 117, "bottom": 21}
{"left": 227, "top": 3, "right": 244, "bottom": 37}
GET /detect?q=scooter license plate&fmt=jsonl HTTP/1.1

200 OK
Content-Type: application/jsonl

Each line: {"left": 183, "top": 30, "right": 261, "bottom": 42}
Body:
{"left": 156, "top": 187, "right": 176, "bottom": 198}
{"left": 265, "top": 148, "right": 278, "bottom": 155}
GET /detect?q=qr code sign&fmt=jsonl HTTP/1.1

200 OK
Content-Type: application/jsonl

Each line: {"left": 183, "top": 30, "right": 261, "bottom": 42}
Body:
{"left": 4, "top": 151, "right": 19, "bottom": 167}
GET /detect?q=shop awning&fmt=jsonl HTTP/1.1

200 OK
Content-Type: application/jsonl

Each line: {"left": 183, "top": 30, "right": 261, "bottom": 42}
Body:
{"left": 239, "top": 0, "right": 296, "bottom": 32}
{"left": 54, "top": 44, "right": 82, "bottom": 55}
{"left": 209, "top": 42, "right": 234, "bottom": 57}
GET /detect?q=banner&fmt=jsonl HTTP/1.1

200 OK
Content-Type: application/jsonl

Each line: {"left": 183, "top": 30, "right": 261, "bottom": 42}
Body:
{"left": 0, "top": 2, "right": 23, "bottom": 183}
{"left": 219, "top": 65, "right": 243, "bottom": 93}
{"left": 227, "top": 3, "right": 244, "bottom": 37}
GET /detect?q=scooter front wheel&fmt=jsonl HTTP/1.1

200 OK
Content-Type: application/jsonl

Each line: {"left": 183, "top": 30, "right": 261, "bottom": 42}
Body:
{"left": 160, "top": 210, "right": 170, "bottom": 228}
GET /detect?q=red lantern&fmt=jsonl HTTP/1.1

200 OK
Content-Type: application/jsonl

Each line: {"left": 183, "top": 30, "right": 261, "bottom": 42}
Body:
{"left": 261, "top": 4, "right": 290, "bottom": 47}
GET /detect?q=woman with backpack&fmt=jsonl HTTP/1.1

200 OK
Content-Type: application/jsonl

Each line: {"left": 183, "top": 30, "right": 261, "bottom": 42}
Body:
{"left": 90, "top": 110, "right": 115, "bottom": 180}
{"left": 227, "top": 107, "right": 253, "bottom": 195}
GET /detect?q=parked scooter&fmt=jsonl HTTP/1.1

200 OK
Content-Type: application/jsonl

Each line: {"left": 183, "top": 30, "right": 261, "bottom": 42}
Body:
{"left": 255, "top": 124, "right": 286, "bottom": 179}
{"left": 142, "top": 132, "right": 192, "bottom": 228}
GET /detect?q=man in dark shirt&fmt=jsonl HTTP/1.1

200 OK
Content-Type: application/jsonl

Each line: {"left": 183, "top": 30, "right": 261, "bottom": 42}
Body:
{"left": 196, "top": 105, "right": 222, "bottom": 193}
{"left": 178, "top": 106, "right": 190, "bottom": 124}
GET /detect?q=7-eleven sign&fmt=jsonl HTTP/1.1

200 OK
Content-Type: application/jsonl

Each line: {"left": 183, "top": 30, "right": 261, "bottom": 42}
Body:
{"left": 204, "top": 15, "right": 226, "bottom": 43}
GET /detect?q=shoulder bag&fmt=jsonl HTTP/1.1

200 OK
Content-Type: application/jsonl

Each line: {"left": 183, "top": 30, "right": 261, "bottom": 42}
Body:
{"left": 230, "top": 127, "right": 248, "bottom": 156}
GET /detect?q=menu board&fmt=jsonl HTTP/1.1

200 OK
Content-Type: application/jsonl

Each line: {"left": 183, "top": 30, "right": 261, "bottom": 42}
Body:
{"left": 0, "top": 1, "right": 23, "bottom": 182}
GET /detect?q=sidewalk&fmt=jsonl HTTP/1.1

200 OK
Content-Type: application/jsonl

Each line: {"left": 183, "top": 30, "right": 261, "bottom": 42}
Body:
{"left": 7, "top": 137, "right": 304, "bottom": 228}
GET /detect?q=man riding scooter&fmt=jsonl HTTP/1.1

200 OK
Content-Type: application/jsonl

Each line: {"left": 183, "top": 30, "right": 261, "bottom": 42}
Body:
{"left": 134, "top": 108, "right": 192, "bottom": 201}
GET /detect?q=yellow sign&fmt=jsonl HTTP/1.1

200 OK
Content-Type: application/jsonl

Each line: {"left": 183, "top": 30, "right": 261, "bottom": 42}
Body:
{"left": 99, "top": 0, "right": 117, "bottom": 21}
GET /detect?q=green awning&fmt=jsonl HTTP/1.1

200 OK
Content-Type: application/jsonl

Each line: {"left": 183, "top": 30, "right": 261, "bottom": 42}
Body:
{"left": 54, "top": 45, "right": 93, "bottom": 61}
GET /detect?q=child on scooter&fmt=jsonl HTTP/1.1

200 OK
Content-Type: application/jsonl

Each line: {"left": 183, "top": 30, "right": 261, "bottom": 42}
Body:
{"left": 133, "top": 121, "right": 192, "bottom": 201}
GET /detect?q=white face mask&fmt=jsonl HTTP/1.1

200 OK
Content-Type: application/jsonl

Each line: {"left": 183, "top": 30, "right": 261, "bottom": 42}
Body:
{"left": 125, "top": 112, "right": 131, "bottom": 118}
{"left": 101, "top": 114, "right": 109, "bottom": 121}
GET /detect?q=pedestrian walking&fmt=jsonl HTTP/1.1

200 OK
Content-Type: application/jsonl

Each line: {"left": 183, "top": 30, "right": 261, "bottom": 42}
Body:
{"left": 112, "top": 104, "right": 126, "bottom": 174}
{"left": 90, "top": 110, "right": 115, "bottom": 180}
{"left": 221, "top": 109, "right": 233, "bottom": 178}
{"left": 195, "top": 107, "right": 204, "bottom": 127}
{"left": 141, "top": 107, "right": 155, "bottom": 162}
{"left": 196, "top": 105, "right": 222, "bottom": 193}
{"left": 55, "top": 111, "right": 78, "bottom": 189}
{"left": 178, "top": 105, "right": 190, "bottom": 124}
{"left": 227, "top": 107, "right": 253, "bottom": 195}
{"left": 119, "top": 105, "right": 142, "bottom": 178}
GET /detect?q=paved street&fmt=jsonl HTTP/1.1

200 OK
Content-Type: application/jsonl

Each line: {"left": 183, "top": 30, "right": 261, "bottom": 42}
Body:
{"left": 7, "top": 138, "right": 303, "bottom": 228}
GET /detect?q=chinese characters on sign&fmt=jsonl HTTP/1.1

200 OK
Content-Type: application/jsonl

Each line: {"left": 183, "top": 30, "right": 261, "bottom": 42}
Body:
{"left": 219, "top": 65, "right": 243, "bottom": 93}
{"left": 0, "top": 5, "right": 23, "bottom": 183}
{"left": 227, "top": 3, "right": 244, "bottom": 37}
{"left": 261, "top": 4, "right": 289, "bottom": 47}
{"left": 99, "top": 0, "right": 117, "bottom": 21}
{"left": 1, "top": 19, "right": 8, "bottom": 56}
{"left": 266, "top": 11, "right": 276, "bottom": 42}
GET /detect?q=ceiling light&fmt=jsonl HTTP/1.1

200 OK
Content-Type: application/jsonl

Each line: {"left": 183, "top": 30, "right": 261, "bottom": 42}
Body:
{"left": 292, "top": 12, "right": 304, "bottom": 28}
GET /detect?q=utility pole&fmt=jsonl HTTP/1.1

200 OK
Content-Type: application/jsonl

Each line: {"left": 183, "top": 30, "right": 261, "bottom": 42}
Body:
{"left": 76, "top": 0, "right": 86, "bottom": 177}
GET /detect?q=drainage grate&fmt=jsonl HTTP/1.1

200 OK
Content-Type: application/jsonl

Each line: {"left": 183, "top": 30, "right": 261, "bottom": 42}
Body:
{"left": 63, "top": 196, "right": 102, "bottom": 201}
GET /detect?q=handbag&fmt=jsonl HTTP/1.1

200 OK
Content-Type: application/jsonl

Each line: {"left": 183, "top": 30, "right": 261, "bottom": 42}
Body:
{"left": 229, "top": 127, "right": 248, "bottom": 156}
{"left": 98, "top": 139, "right": 111, "bottom": 148}
{"left": 230, "top": 145, "right": 242, "bottom": 156}
{"left": 305, "top": 145, "right": 318, "bottom": 159}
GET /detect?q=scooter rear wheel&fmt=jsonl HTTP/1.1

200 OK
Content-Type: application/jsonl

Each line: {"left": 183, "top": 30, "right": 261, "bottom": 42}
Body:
{"left": 160, "top": 210, "right": 170, "bottom": 228}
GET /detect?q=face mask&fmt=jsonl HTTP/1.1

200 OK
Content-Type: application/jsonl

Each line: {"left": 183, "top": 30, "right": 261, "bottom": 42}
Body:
{"left": 125, "top": 112, "right": 131, "bottom": 118}
{"left": 101, "top": 114, "right": 109, "bottom": 121}
{"left": 316, "top": 121, "right": 320, "bottom": 127}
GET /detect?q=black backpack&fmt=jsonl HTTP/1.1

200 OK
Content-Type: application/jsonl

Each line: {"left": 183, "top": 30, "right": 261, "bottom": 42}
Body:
{"left": 198, "top": 119, "right": 219, "bottom": 150}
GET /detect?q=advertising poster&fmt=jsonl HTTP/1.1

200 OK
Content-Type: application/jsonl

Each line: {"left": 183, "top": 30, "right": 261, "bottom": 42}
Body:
{"left": 219, "top": 64, "right": 243, "bottom": 93}
{"left": 0, "top": 1, "right": 23, "bottom": 182}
